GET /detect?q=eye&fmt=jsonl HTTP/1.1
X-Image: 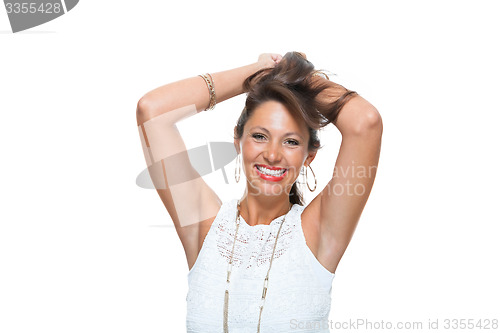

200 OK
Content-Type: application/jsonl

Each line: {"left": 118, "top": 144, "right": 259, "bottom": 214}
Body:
{"left": 286, "top": 139, "right": 299, "bottom": 146}
{"left": 252, "top": 133, "right": 266, "bottom": 140}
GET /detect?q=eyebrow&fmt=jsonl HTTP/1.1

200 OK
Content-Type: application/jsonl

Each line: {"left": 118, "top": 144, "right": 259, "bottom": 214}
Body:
{"left": 249, "top": 126, "right": 304, "bottom": 141}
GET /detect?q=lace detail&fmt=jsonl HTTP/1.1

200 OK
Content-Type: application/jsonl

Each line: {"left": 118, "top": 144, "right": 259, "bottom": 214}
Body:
{"left": 186, "top": 198, "right": 335, "bottom": 333}
{"left": 216, "top": 199, "right": 296, "bottom": 272}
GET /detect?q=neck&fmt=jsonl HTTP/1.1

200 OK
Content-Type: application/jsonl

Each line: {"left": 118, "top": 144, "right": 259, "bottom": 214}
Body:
{"left": 238, "top": 192, "right": 292, "bottom": 226}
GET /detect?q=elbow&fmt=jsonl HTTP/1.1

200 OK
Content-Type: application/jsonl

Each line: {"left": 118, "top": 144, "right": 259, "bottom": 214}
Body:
{"left": 136, "top": 96, "right": 151, "bottom": 126}
{"left": 362, "top": 108, "right": 383, "bottom": 134}
{"left": 136, "top": 95, "right": 158, "bottom": 125}
{"left": 348, "top": 107, "right": 383, "bottom": 137}
{"left": 337, "top": 95, "right": 383, "bottom": 136}
{"left": 137, "top": 95, "right": 153, "bottom": 115}
{"left": 136, "top": 93, "right": 176, "bottom": 126}
{"left": 352, "top": 94, "right": 382, "bottom": 131}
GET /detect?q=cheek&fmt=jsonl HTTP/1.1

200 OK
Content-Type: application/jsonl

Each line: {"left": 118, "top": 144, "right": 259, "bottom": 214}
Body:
{"left": 241, "top": 140, "right": 260, "bottom": 156}
{"left": 240, "top": 146, "right": 258, "bottom": 166}
{"left": 287, "top": 152, "right": 307, "bottom": 174}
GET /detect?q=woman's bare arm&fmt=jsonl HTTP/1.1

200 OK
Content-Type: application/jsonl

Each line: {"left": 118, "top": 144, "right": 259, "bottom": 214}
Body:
{"left": 136, "top": 56, "right": 280, "bottom": 269}
{"left": 318, "top": 94, "right": 382, "bottom": 273}
{"left": 303, "top": 73, "right": 382, "bottom": 273}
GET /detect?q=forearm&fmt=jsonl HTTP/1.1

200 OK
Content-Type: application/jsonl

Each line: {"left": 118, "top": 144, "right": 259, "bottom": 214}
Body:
{"left": 136, "top": 61, "right": 263, "bottom": 124}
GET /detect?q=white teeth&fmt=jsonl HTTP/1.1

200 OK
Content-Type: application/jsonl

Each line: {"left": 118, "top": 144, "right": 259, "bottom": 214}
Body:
{"left": 256, "top": 165, "right": 286, "bottom": 176}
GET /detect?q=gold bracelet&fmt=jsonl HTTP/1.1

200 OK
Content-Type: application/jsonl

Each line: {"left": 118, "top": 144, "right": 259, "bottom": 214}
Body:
{"left": 198, "top": 73, "right": 216, "bottom": 111}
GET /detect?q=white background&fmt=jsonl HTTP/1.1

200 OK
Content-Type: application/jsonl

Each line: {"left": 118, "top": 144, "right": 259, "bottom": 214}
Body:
{"left": 1, "top": 1, "right": 499, "bottom": 332}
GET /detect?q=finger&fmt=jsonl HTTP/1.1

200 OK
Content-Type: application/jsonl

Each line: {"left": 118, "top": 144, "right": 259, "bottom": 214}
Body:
{"left": 272, "top": 54, "right": 282, "bottom": 63}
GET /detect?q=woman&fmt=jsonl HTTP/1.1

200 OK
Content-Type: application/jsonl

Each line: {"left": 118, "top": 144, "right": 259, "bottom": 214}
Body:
{"left": 136, "top": 52, "right": 383, "bottom": 332}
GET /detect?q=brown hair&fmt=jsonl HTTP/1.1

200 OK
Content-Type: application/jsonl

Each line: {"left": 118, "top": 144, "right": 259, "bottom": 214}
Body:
{"left": 234, "top": 51, "right": 358, "bottom": 205}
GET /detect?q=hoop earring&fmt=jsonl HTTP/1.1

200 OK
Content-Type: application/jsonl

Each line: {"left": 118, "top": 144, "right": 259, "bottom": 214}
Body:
{"left": 298, "top": 166, "right": 306, "bottom": 185}
{"left": 234, "top": 154, "right": 241, "bottom": 183}
{"left": 305, "top": 164, "right": 317, "bottom": 192}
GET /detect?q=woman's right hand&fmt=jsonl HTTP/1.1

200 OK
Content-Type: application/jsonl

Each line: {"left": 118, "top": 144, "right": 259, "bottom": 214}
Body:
{"left": 256, "top": 53, "right": 283, "bottom": 70}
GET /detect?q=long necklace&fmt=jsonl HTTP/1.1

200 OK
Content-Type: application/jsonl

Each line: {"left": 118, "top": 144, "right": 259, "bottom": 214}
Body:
{"left": 223, "top": 199, "right": 292, "bottom": 333}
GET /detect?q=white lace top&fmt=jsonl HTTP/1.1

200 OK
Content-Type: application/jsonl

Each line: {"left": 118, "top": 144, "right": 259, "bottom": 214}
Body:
{"left": 186, "top": 198, "right": 335, "bottom": 333}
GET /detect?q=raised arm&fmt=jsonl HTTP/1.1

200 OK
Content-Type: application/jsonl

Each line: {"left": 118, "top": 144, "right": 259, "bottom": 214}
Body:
{"left": 136, "top": 54, "right": 282, "bottom": 270}
{"left": 307, "top": 76, "right": 383, "bottom": 274}
{"left": 136, "top": 60, "right": 268, "bottom": 125}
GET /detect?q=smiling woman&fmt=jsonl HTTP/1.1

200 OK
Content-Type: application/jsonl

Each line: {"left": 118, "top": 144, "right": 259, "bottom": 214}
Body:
{"left": 136, "top": 51, "right": 382, "bottom": 333}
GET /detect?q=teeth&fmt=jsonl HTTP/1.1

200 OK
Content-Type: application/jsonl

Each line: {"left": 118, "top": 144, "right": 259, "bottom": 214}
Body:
{"left": 256, "top": 165, "right": 286, "bottom": 176}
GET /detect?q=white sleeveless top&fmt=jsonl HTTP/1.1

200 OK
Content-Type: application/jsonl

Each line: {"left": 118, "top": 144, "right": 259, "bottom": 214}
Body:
{"left": 186, "top": 198, "right": 335, "bottom": 333}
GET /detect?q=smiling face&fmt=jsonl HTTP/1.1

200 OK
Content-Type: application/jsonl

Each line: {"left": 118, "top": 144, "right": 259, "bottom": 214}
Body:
{"left": 234, "top": 100, "right": 317, "bottom": 198}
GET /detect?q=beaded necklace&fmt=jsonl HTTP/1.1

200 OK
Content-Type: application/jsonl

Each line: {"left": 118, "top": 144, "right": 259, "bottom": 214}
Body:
{"left": 223, "top": 199, "right": 292, "bottom": 333}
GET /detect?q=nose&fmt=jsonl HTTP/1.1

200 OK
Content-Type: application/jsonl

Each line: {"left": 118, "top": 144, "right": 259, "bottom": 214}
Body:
{"left": 263, "top": 141, "right": 283, "bottom": 164}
